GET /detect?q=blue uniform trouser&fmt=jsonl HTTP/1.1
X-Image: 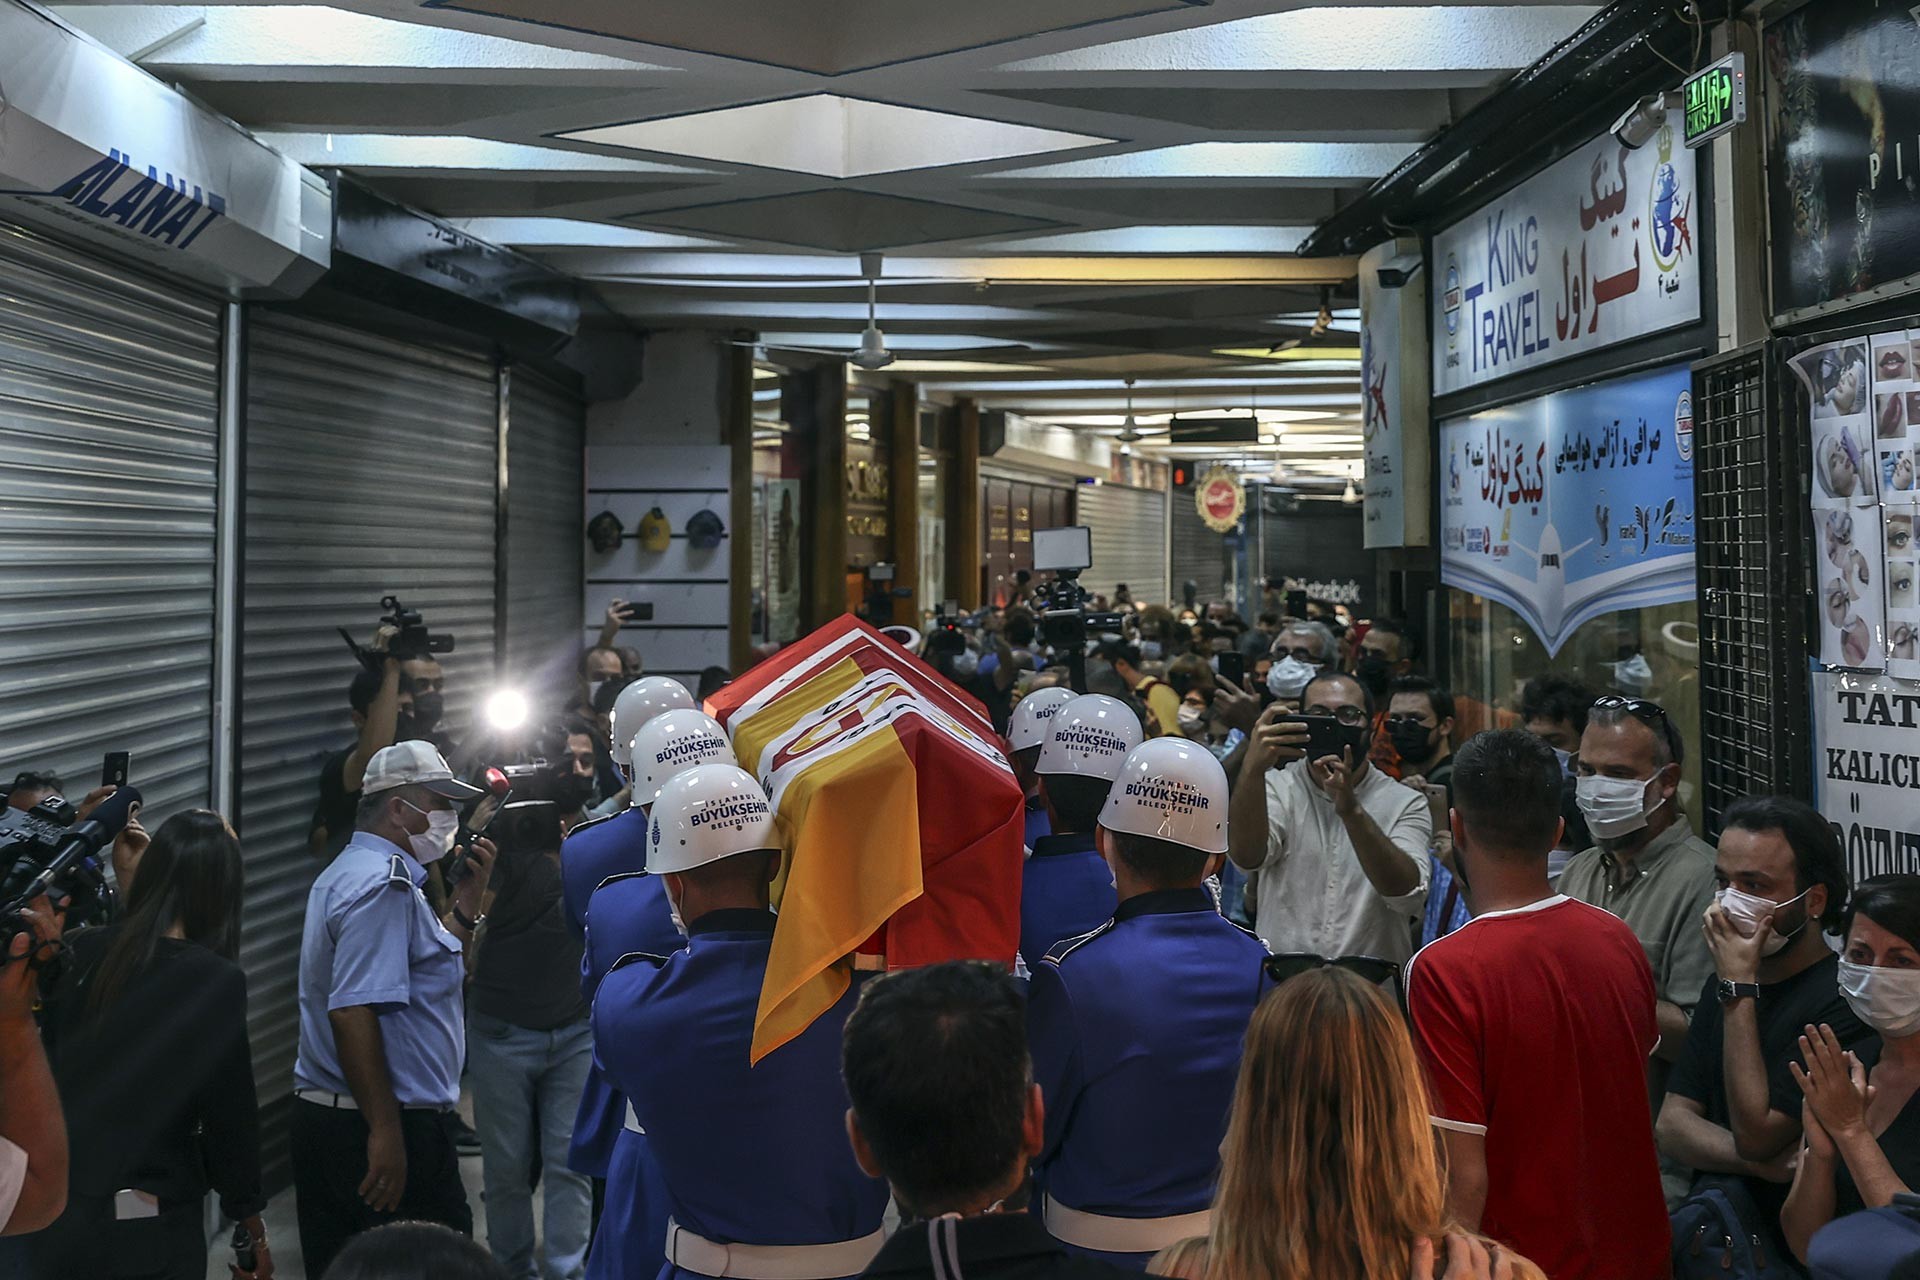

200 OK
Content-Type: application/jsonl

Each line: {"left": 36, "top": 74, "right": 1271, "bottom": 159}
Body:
{"left": 468, "top": 1013, "right": 595, "bottom": 1280}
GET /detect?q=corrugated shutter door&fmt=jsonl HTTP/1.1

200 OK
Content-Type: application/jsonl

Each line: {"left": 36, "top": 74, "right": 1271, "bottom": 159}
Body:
{"left": 239, "top": 310, "right": 500, "bottom": 1184}
{"left": 504, "top": 371, "right": 585, "bottom": 713}
{"left": 0, "top": 219, "right": 219, "bottom": 822}
{"left": 1077, "top": 483, "right": 1167, "bottom": 607}
{"left": 1170, "top": 486, "right": 1229, "bottom": 606}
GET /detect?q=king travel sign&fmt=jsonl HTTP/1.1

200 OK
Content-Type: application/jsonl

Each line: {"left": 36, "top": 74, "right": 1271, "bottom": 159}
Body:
{"left": 1683, "top": 53, "right": 1746, "bottom": 150}
{"left": 1431, "top": 112, "right": 1702, "bottom": 398}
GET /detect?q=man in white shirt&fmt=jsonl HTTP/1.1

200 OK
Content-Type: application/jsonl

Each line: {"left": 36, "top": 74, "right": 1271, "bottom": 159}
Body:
{"left": 1228, "top": 671, "right": 1431, "bottom": 963}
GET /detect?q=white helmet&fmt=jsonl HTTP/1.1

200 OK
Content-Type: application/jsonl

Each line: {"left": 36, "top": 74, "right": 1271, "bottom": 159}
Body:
{"left": 1008, "top": 686, "right": 1077, "bottom": 753}
{"left": 629, "top": 709, "right": 735, "bottom": 809}
{"left": 647, "top": 763, "right": 778, "bottom": 875}
{"left": 1098, "top": 737, "right": 1230, "bottom": 855}
{"left": 1036, "top": 693, "right": 1143, "bottom": 781}
{"left": 610, "top": 677, "right": 695, "bottom": 768}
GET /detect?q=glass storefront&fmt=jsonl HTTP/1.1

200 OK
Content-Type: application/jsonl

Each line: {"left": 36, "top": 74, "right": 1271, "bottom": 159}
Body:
{"left": 749, "top": 363, "right": 803, "bottom": 648}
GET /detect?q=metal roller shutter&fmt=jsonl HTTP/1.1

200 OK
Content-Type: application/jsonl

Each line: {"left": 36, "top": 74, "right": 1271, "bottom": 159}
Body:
{"left": 503, "top": 369, "right": 585, "bottom": 714}
{"left": 1077, "top": 483, "right": 1167, "bottom": 608}
{"left": 238, "top": 310, "right": 500, "bottom": 1184}
{"left": 0, "top": 218, "right": 220, "bottom": 823}
{"left": 1170, "top": 486, "right": 1229, "bottom": 607}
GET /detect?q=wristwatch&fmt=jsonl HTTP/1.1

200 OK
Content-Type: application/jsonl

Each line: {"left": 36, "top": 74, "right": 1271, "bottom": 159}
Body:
{"left": 1716, "top": 979, "right": 1761, "bottom": 1006}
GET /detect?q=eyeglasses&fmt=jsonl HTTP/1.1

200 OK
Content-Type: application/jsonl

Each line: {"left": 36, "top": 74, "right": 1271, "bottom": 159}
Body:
{"left": 1263, "top": 953, "right": 1402, "bottom": 987}
{"left": 1592, "top": 695, "right": 1683, "bottom": 761}
{"left": 1302, "top": 704, "right": 1370, "bottom": 727}
{"left": 1273, "top": 646, "right": 1323, "bottom": 663}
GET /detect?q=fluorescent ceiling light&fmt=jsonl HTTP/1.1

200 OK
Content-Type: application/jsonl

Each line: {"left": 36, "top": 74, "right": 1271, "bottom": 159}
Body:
{"left": 561, "top": 95, "right": 1111, "bottom": 179}
{"left": 1216, "top": 347, "right": 1364, "bottom": 362}
{"left": 960, "top": 226, "right": 1314, "bottom": 255}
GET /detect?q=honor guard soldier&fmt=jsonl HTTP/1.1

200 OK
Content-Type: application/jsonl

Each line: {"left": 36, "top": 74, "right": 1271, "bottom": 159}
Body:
{"left": 1021, "top": 694, "right": 1141, "bottom": 968}
{"left": 594, "top": 764, "right": 889, "bottom": 1280}
{"left": 1008, "top": 687, "right": 1077, "bottom": 849}
{"left": 1028, "top": 737, "right": 1271, "bottom": 1269}
{"left": 562, "top": 703, "right": 727, "bottom": 1207}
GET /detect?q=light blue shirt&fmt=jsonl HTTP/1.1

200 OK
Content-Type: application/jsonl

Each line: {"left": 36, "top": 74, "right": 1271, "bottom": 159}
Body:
{"left": 293, "top": 830, "right": 465, "bottom": 1109}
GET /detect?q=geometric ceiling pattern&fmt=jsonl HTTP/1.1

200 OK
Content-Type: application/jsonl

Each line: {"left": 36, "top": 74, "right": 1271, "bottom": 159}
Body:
{"left": 53, "top": 0, "right": 1599, "bottom": 481}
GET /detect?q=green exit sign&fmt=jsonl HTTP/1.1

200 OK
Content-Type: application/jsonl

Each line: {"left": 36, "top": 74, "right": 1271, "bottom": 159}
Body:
{"left": 1683, "top": 52, "right": 1746, "bottom": 149}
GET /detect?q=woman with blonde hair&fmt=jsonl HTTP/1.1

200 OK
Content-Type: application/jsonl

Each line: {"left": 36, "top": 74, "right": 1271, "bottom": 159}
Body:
{"left": 1207, "top": 968, "right": 1542, "bottom": 1280}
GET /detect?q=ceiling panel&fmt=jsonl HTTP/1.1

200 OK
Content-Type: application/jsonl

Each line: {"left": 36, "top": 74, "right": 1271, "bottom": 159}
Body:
{"left": 628, "top": 190, "right": 1062, "bottom": 253}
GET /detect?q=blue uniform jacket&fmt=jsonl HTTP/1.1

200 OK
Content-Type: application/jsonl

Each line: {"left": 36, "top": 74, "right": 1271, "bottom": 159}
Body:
{"left": 1028, "top": 888, "right": 1272, "bottom": 1265}
{"left": 592, "top": 908, "right": 888, "bottom": 1280}
{"left": 581, "top": 872, "right": 683, "bottom": 1280}
{"left": 1023, "top": 798, "right": 1052, "bottom": 849}
{"left": 561, "top": 807, "right": 651, "bottom": 940}
{"left": 1019, "top": 834, "right": 1116, "bottom": 974}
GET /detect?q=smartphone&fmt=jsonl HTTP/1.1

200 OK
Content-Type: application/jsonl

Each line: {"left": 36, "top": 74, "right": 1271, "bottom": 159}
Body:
{"left": 1286, "top": 588, "right": 1308, "bottom": 616}
{"left": 1216, "top": 651, "right": 1246, "bottom": 684}
{"left": 101, "top": 751, "right": 131, "bottom": 789}
{"left": 1282, "top": 714, "right": 1352, "bottom": 763}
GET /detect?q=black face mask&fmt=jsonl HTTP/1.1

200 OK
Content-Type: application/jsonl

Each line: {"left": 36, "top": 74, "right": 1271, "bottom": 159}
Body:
{"left": 1387, "top": 720, "right": 1435, "bottom": 763}
{"left": 1336, "top": 721, "right": 1374, "bottom": 763}
{"left": 406, "top": 693, "right": 446, "bottom": 733}
{"left": 554, "top": 771, "right": 596, "bottom": 813}
{"left": 1354, "top": 654, "right": 1393, "bottom": 696}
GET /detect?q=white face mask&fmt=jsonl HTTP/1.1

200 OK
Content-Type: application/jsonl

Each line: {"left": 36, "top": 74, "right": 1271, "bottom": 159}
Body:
{"left": 950, "top": 650, "right": 980, "bottom": 680}
{"left": 1140, "top": 641, "right": 1164, "bottom": 661}
{"left": 1839, "top": 960, "right": 1920, "bottom": 1038}
{"left": 401, "top": 800, "right": 459, "bottom": 863}
{"left": 1717, "top": 885, "right": 1810, "bottom": 957}
{"left": 1575, "top": 773, "right": 1664, "bottom": 841}
{"left": 1267, "top": 655, "right": 1319, "bottom": 700}
{"left": 587, "top": 678, "right": 609, "bottom": 706}
{"left": 1177, "top": 705, "right": 1205, "bottom": 732}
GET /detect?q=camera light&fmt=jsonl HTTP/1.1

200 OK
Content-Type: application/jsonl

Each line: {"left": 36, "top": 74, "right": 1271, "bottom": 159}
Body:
{"left": 485, "top": 689, "right": 530, "bottom": 732}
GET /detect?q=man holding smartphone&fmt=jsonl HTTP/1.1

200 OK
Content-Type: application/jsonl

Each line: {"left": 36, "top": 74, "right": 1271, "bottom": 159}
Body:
{"left": 1227, "top": 671, "right": 1431, "bottom": 964}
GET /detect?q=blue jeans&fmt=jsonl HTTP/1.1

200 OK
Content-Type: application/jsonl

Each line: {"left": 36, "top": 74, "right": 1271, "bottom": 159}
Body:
{"left": 469, "top": 1012, "right": 594, "bottom": 1280}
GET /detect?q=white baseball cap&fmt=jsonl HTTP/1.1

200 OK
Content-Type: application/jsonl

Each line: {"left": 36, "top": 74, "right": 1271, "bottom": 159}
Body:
{"left": 1008, "top": 686, "right": 1077, "bottom": 753}
{"left": 1036, "top": 693, "right": 1143, "bottom": 781}
{"left": 1098, "top": 737, "right": 1230, "bottom": 855}
{"left": 363, "top": 740, "right": 483, "bottom": 801}
{"left": 647, "top": 763, "right": 779, "bottom": 875}
{"left": 629, "top": 709, "right": 735, "bottom": 809}
{"left": 610, "top": 677, "right": 696, "bottom": 767}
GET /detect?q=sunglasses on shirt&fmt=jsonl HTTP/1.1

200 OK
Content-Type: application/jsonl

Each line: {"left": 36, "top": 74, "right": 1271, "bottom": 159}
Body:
{"left": 1262, "top": 953, "right": 1402, "bottom": 987}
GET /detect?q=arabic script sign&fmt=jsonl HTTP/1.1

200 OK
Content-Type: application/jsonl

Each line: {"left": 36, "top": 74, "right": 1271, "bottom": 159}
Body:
{"left": 1439, "top": 363, "right": 1697, "bottom": 656}
{"left": 1432, "top": 112, "right": 1702, "bottom": 397}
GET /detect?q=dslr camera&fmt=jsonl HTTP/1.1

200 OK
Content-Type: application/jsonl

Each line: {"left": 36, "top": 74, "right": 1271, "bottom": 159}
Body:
{"left": 340, "top": 594, "right": 455, "bottom": 673}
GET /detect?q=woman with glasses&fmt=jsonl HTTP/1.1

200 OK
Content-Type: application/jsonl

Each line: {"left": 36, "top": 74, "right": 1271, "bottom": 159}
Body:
{"left": 1206, "top": 966, "right": 1544, "bottom": 1280}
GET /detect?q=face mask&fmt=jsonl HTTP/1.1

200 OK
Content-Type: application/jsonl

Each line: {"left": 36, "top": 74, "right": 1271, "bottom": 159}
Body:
{"left": 1610, "top": 654, "right": 1654, "bottom": 698}
{"left": 1552, "top": 747, "right": 1573, "bottom": 777}
{"left": 1839, "top": 960, "right": 1920, "bottom": 1038}
{"left": 1268, "top": 656, "right": 1319, "bottom": 700}
{"left": 401, "top": 801, "right": 459, "bottom": 863}
{"left": 1177, "top": 705, "right": 1205, "bottom": 732}
{"left": 1140, "top": 641, "right": 1164, "bottom": 661}
{"left": 1387, "top": 720, "right": 1435, "bottom": 763}
{"left": 950, "top": 650, "right": 979, "bottom": 680}
{"left": 1575, "top": 773, "right": 1662, "bottom": 841}
{"left": 1717, "top": 885, "right": 1810, "bottom": 957}
{"left": 555, "top": 771, "right": 597, "bottom": 812}
{"left": 1339, "top": 722, "right": 1375, "bottom": 762}
{"left": 408, "top": 693, "right": 446, "bottom": 732}
{"left": 1354, "top": 653, "right": 1393, "bottom": 696}
{"left": 587, "top": 678, "right": 609, "bottom": 708}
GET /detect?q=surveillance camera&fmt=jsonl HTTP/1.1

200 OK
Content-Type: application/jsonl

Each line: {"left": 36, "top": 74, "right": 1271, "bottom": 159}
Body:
{"left": 1375, "top": 250, "right": 1423, "bottom": 290}
{"left": 1611, "top": 90, "right": 1681, "bottom": 150}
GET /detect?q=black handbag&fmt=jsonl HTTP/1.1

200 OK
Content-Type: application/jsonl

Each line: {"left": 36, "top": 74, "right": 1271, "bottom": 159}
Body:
{"left": 1671, "top": 1176, "right": 1802, "bottom": 1280}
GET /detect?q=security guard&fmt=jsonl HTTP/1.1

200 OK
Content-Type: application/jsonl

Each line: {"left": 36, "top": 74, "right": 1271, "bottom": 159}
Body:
{"left": 1028, "top": 737, "right": 1271, "bottom": 1269}
{"left": 290, "top": 741, "right": 491, "bottom": 1280}
{"left": 1008, "top": 686, "right": 1076, "bottom": 849}
{"left": 1021, "top": 694, "right": 1140, "bottom": 968}
{"left": 564, "top": 705, "right": 731, "bottom": 1199}
{"left": 594, "top": 764, "right": 889, "bottom": 1280}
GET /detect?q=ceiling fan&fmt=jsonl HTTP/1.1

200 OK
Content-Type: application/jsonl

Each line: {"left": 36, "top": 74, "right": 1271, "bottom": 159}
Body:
{"left": 730, "top": 252, "right": 895, "bottom": 371}
{"left": 1113, "top": 379, "right": 1172, "bottom": 445}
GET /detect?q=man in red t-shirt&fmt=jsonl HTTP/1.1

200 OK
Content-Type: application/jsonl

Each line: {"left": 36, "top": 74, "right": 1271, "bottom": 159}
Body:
{"left": 1409, "top": 729, "right": 1669, "bottom": 1280}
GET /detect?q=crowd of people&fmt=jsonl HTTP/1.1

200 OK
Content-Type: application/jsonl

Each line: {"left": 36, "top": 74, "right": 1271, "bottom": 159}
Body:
{"left": 0, "top": 588, "right": 1917, "bottom": 1280}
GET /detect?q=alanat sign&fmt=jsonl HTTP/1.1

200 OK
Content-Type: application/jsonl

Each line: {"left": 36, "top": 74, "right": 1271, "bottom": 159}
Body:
{"left": 45, "top": 149, "right": 226, "bottom": 250}
{"left": 1433, "top": 113, "right": 1701, "bottom": 396}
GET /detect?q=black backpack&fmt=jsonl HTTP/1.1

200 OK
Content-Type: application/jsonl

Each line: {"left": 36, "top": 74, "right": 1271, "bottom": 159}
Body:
{"left": 1671, "top": 1177, "right": 1802, "bottom": 1280}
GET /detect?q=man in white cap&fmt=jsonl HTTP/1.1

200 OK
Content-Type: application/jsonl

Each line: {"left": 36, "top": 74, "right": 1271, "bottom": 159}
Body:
{"left": 1007, "top": 686, "right": 1076, "bottom": 849}
{"left": 291, "top": 740, "right": 494, "bottom": 1279}
{"left": 594, "top": 764, "right": 889, "bottom": 1280}
{"left": 1021, "top": 694, "right": 1142, "bottom": 968}
{"left": 570, "top": 709, "right": 734, "bottom": 1280}
{"left": 1027, "top": 738, "right": 1271, "bottom": 1269}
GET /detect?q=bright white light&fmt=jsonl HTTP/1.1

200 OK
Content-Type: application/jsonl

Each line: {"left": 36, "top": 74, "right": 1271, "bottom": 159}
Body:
{"left": 486, "top": 689, "right": 530, "bottom": 732}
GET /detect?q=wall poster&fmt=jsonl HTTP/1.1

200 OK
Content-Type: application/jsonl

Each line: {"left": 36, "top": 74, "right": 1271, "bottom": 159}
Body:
{"left": 1439, "top": 363, "right": 1696, "bottom": 657}
{"left": 1812, "top": 670, "right": 1920, "bottom": 882}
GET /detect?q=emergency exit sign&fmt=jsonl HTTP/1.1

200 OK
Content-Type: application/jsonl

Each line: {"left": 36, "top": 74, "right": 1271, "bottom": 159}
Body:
{"left": 1683, "top": 52, "right": 1745, "bottom": 150}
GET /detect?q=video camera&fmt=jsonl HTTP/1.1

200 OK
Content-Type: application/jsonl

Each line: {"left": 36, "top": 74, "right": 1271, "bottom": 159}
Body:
{"left": 926, "top": 601, "right": 969, "bottom": 657}
{"left": 339, "top": 594, "right": 456, "bottom": 673}
{"left": 0, "top": 786, "right": 139, "bottom": 966}
{"left": 1031, "top": 527, "right": 1123, "bottom": 692}
{"left": 446, "top": 745, "right": 589, "bottom": 884}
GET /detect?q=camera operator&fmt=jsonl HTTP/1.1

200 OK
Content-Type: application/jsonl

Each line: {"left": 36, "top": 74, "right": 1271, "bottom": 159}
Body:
{"left": 464, "top": 792, "right": 593, "bottom": 1280}
{"left": 312, "top": 625, "right": 408, "bottom": 861}
{"left": 291, "top": 742, "right": 493, "bottom": 1279}
{"left": 24, "top": 812, "right": 271, "bottom": 1280}
{"left": 0, "top": 900, "right": 66, "bottom": 1239}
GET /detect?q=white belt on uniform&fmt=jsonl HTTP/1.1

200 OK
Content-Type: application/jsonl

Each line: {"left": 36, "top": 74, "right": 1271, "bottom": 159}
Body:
{"left": 294, "top": 1088, "right": 450, "bottom": 1114}
{"left": 624, "top": 1103, "right": 646, "bottom": 1134}
{"left": 664, "top": 1219, "right": 886, "bottom": 1280}
{"left": 1041, "top": 1195, "right": 1211, "bottom": 1255}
